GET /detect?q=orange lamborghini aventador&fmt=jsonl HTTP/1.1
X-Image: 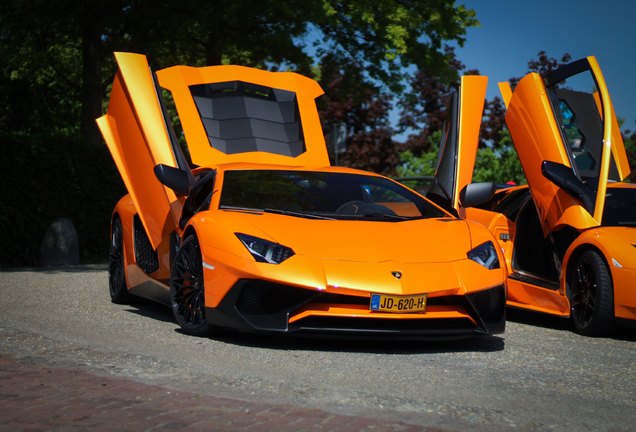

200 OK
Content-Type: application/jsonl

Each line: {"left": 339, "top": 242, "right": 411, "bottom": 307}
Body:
{"left": 466, "top": 56, "right": 636, "bottom": 336}
{"left": 98, "top": 52, "right": 506, "bottom": 339}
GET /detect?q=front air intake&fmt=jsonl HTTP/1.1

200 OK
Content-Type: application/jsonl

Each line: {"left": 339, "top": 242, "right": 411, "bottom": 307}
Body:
{"left": 466, "top": 285, "right": 505, "bottom": 323}
{"left": 236, "top": 280, "right": 318, "bottom": 315}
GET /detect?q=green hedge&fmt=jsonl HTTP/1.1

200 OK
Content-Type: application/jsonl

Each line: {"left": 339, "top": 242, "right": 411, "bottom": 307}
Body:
{"left": 0, "top": 132, "right": 126, "bottom": 268}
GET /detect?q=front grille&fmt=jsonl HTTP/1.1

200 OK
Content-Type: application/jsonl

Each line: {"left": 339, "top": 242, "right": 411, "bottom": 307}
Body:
{"left": 133, "top": 215, "right": 159, "bottom": 274}
{"left": 467, "top": 285, "right": 505, "bottom": 323}
{"left": 236, "top": 280, "right": 318, "bottom": 315}
{"left": 294, "top": 316, "right": 475, "bottom": 331}
{"left": 308, "top": 293, "right": 461, "bottom": 307}
{"left": 234, "top": 284, "right": 455, "bottom": 317}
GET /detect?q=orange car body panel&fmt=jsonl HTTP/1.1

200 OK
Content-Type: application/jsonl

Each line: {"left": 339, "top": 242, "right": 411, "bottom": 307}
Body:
{"left": 97, "top": 52, "right": 183, "bottom": 249}
{"left": 498, "top": 82, "right": 512, "bottom": 109}
{"left": 454, "top": 75, "right": 488, "bottom": 212}
{"left": 430, "top": 75, "right": 488, "bottom": 218}
{"left": 497, "top": 56, "right": 636, "bottom": 323}
{"left": 505, "top": 72, "right": 598, "bottom": 235}
{"left": 465, "top": 202, "right": 571, "bottom": 317}
{"left": 462, "top": 207, "right": 515, "bottom": 273}
{"left": 156, "top": 64, "right": 329, "bottom": 168}
{"left": 504, "top": 56, "right": 628, "bottom": 236}
{"left": 466, "top": 185, "right": 636, "bottom": 321}
{"left": 101, "top": 53, "right": 507, "bottom": 337}
{"left": 189, "top": 173, "right": 504, "bottom": 307}
{"left": 558, "top": 198, "right": 636, "bottom": 321}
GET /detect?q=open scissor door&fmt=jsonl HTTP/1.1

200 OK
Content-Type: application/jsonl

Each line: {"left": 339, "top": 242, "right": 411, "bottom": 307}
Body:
{"left": 503, "top": 56, "right": 630, "bottom": 235}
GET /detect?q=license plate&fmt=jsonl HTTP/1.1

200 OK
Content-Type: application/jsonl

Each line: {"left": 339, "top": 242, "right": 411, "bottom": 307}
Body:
{"left": 370, "top": 293, "right": 427, "bottom": 313}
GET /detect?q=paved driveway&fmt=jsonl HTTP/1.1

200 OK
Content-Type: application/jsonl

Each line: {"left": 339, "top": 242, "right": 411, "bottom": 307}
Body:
{"left": 1, "top": 266, "right": 635, "bottom": 431}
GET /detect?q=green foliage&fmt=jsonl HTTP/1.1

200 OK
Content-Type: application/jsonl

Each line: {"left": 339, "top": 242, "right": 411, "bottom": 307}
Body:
{"left": 397, "top": 130, "right": 441, "bottom": 177}
{"left": 0, "top": 0, "right": 478, "bottom": 266}
{"left": 473, "top": 130, "right": 526, "bottom": 185}
{"left": 396, "top": 129, "right": 526, "bottom": 185}
{"left": 0, "top": 132, "right": 126, "bottom": 268}
{"left": 313, "top": 1, "right": 479, "bottom": 91}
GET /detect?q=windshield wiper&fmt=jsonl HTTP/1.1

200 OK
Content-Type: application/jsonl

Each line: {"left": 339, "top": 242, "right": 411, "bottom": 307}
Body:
{"left": 220, "top": 205, "right": 264, "bottom": 213}
{"left": 617, "top": 221, "right": 636, "bottom": 227}
{"left": 263, "top": 208, "right": 336, "bottom": 220}
{"left": 361, "top": 213, "right": 411, "bottom": 221}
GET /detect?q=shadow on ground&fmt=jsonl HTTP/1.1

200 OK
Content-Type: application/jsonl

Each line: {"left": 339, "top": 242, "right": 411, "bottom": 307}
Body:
{"left": 507, "top": 307, "right": 636, "bottom": 341}
{"left": 209, "top": 331, "right": 506, "bottom": 355}
{"left": 1, "top": 264, "right": 108, "bottom": 273}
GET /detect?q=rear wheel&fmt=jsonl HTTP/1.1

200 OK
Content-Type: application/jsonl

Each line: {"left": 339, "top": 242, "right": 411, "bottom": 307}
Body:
{"left": 109, "top": 217, "right": 132, "bottom": 304}
{"left": 170, "top": 234, "right": 219, "bottom": 336}
{"left": 570, "top": 250, "right": 614, "bottom": 336}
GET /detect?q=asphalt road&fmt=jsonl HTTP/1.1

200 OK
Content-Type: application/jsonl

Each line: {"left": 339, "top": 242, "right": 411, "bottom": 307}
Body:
{"left": 1, "top": 265, "right": 635, "bottom": 432}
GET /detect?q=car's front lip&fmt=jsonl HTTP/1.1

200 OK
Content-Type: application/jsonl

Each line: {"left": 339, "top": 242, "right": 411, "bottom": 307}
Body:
{"left": 204, "top": 279, "right": 505, "bottom": 340}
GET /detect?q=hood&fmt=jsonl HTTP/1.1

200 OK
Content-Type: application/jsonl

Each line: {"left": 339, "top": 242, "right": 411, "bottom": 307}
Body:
{"left": 230, "top": 212, "right": 472, "bottom": 264}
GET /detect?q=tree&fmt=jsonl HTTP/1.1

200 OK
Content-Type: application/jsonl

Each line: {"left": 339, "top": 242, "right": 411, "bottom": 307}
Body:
{"left": 396, "top": 46, "right": 483, "bottom": 155}
{"left": 0, "top": 0, "right": 135, "bottom": 143}
{"left": 0, "top": 0, "right": 482, "bottom": 266}
{"left": 396, "top": 129, "right": 525, "bottom": 185}
{"left": 394, "top": 51, "right": 573, "bottom": 185}
{"left": 317, "top": 55, "right": 399, "bottom": 175}
{"left": 0, "top": 0, "right": 480, "bottom": 147}
{"left": 311, "top": 0, "right": 479, "bottom": 92}
{"left": 473, "top": 130, "right": 525, "bottom": 185}
{"left": 509, "top": 50, "right": 572, "bottom": 87}
{"left": 397, "top": 130, "right": 442, "bottom": 177}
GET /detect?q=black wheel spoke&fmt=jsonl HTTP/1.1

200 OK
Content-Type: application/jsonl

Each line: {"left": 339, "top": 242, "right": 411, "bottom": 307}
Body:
{"left": 108, "top": 218, "right": 131, "bottom": 304}
{"left": 170, "top": 235, "right": 216, "bottom": 336}
{"left": 569, "top": 250, "right": 614, "bottom": 336}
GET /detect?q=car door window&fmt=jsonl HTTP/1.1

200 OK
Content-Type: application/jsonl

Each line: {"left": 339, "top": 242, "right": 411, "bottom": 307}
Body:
{"left": 547, "top": 69, "right": 618, "bottom": 182}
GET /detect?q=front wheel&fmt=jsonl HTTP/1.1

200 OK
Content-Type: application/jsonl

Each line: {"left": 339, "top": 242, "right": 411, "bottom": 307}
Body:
{"left": 109, "top": 217, "right": 132, "bottom": 304}
{"left": 569, "top": 250, "right": 614, "bottom": 336}
{"left": 170, "top": 234, "right": 219, "bottom": 337}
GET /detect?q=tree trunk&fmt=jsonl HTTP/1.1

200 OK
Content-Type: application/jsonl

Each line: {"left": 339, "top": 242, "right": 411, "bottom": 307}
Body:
{"left": 205, "top": 30, "right": 223, "bottom": 66}
{"left": 80, "top": 1, "right": 104, "bottom": 146}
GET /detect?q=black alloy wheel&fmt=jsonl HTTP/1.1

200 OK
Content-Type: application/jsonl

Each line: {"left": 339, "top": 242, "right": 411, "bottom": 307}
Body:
{"left": 170, "top": 234, "right": 219, "bottom": 336}
{"left": 570, "top": 250, "right": 614, "bottom": 336}
{"left": 109, "top": 217, "right": 132, "bottom": 304}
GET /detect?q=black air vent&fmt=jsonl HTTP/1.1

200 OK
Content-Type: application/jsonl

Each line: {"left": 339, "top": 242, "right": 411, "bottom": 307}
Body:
{"left": 236, "top": 280, "right": 317, "bottom": 315}
{"left": 467, "top": 285, "right": 505, "bottom": 323}
{"left": 133, "top": 215, "right": 159, "bottom": 274}
{"left": 190, "top": 81, "right": 305, "bottom": 157}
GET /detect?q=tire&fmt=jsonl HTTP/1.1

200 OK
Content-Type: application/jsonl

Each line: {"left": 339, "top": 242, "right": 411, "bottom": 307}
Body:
{"left": 170, "top": 234, "right": 219, "bottom": 336}
{"left": 108, "top": 217, "right": 132, "bottom": 304}
{"left": 570, "top": 250, "right": 614, "bottom": 336}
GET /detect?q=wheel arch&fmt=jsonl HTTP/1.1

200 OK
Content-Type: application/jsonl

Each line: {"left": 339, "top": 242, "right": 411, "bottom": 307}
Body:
{"left": 181, "top": 225, "right": 199, "bottom": 244}
{"left": 564, "top": 241, "right": 614, "bottom": 303}
{"left": 108, "top": 209, "right": 133, "bottom": 302}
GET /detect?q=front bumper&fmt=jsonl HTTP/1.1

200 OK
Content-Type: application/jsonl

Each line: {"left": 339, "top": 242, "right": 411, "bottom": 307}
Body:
{"left": 206, "top": 279, "right": 505, "bottom": 340}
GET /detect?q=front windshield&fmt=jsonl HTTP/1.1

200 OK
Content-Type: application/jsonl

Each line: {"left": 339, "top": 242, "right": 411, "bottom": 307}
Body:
{"left": 602, "top": 187, "right": 636, "bottom": 227}
{"left": 219, "top": 170, "right": 446, "bottom": 220}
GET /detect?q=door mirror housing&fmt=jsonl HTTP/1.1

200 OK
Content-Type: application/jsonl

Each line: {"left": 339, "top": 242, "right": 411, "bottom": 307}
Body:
{"left": 459, "top": 182, "right": 497, "bottom": 208}
{"left": 154, "top": 164, "right": 193, "bottom": 197}
{"left": 541, "top": 160, "right": 595, "bottom": 213}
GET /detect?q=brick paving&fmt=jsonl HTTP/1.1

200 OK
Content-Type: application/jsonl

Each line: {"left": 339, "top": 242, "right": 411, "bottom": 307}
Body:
{"left": 0, "top": 358, "right": 449, "bottom": 432}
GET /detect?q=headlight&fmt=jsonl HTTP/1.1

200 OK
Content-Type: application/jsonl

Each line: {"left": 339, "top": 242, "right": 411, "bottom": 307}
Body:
{"left": 236, "top": 233, "right": 295, "bottom": 264}
{"left": 467, "top": 241, "right": 500, "bottom": 270}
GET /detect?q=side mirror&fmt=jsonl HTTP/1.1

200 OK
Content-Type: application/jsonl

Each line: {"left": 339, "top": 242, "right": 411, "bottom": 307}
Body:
{"left": 459, "top": 182, "right": 497, "bottom": 208}
{"left": 541, "top": 160, "right": 594, "bottom": 212}
{"left": 154, "top": 164, "right": 193, "bottom": 197}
